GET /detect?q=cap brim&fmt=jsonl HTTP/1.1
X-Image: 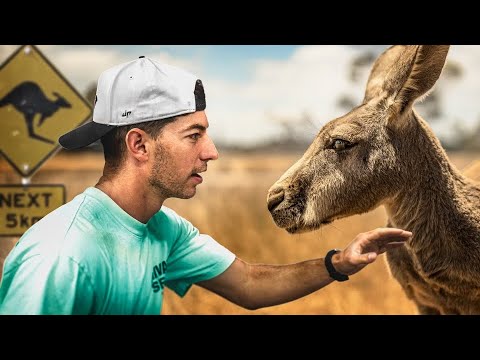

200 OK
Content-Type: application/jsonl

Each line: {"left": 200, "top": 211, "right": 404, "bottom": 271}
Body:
{"left": 59, "top": 121, "right": 115, "bottom": 150}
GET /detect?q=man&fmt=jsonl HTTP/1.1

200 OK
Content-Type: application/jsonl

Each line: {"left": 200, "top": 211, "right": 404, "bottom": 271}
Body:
{"left": 0, "top": 56, "right": 412, "bottom": 314}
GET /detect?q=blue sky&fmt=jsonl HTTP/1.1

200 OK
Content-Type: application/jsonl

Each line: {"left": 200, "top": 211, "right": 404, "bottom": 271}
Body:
{"left": 54, "top": 45, "right": 300, "bottom": 82}
{"left": 1, "top": 45, "right": 479, "bottom": 147}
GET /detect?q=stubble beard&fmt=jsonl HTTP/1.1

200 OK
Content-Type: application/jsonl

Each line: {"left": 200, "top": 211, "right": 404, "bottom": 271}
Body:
{"left": 148, "top": 144, "right": 195, "bottom": 200}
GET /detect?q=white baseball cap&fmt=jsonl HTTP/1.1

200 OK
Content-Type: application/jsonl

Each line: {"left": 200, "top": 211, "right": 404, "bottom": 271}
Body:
{"left": 59, "top": 56, "right": 206, "bottom": 150}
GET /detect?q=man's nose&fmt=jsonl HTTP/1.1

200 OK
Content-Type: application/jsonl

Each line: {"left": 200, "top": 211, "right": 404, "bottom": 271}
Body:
{"left": 201, "top": 135, "right": 219, "bottom": 161}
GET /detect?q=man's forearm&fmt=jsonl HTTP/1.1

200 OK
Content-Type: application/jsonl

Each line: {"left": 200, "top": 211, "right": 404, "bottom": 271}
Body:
{"left": 244, "top": 258, "right": 335, "bottom": 309}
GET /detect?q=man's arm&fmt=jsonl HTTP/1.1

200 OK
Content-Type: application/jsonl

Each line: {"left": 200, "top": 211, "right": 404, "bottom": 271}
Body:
{"left": 196, "top": 227, "right": 412, "bottom": 310}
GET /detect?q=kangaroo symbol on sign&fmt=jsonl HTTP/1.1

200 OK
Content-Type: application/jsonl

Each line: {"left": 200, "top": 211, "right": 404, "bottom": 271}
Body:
{"left": 0, "top": 81, "right": 72, "bottom": 144}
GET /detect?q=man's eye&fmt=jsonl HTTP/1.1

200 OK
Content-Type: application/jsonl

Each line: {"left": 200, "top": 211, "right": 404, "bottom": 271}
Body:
{"left": 189, "top": 133, "right": 200, "bottom": 140}
{"left": 331, "top": 139, "right": 353, "bottom": 151}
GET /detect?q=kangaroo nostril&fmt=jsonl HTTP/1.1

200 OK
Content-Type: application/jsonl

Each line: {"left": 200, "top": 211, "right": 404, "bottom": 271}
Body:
{"left": 267, "top": 188, "right": 285, "bottom": 212}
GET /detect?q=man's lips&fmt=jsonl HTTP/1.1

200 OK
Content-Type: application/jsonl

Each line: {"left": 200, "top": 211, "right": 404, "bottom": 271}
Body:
{"left": 190, "top": 173, "right": 203, "bottom": 184}
{"left": 191, "top": 166, "right": 207, "bottom": 183}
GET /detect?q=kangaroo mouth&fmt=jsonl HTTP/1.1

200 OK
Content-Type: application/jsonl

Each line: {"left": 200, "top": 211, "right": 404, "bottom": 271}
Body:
{"left": 286, "top": 218, "right": 333, "bottom": 234}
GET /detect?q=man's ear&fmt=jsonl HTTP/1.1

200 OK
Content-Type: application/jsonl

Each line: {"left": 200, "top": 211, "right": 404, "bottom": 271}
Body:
{"left": 125, "top": 128, "right": 151, "bottom": 162}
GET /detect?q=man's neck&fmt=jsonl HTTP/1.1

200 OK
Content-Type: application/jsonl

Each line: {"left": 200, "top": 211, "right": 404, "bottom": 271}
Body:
{"left": 95, "top": 175, "right": 165, "bottom": 224}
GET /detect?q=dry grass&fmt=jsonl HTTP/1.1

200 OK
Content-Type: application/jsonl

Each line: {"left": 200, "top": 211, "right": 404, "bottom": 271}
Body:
{"left": 1, "top": 150, "right": 478, "bottom": 314}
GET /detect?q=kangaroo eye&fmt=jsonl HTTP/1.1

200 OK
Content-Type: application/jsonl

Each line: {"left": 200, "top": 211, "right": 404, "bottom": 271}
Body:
{"left": 332, "top": 139, "right": 352, "bottom": 151}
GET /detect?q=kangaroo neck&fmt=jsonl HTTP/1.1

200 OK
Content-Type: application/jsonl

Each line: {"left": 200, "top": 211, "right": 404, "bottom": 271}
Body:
{"left": 384, "top": 112, "right": 472, "bottom": 250}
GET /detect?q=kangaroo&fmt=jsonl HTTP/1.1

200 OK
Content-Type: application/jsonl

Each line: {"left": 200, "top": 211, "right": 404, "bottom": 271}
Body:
{"left": 0, "top": 81, "right": 72, "bottom": 144}
{"left": 267, "top": 45, "right": 480, "bottom": 314}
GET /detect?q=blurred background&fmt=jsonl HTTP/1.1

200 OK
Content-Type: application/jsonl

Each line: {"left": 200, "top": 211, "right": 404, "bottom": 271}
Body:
{"left": 1, "top": 45, "right": 479, "bottom": 314}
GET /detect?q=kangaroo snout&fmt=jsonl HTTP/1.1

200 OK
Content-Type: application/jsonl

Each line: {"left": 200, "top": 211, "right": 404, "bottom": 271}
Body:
{"left": 267, "top": 187, "right": 285, "bottom": 212}
{"left": 53, "top": 92, "right": 72, "bottom": 108}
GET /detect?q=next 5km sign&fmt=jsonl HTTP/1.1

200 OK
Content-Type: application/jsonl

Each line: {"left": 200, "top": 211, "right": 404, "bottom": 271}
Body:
{"left": 0, "top": 185, "right": 65, "bottom": 236}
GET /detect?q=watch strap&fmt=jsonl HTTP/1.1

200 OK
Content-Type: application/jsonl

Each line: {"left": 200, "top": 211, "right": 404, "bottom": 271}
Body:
{"left": 325, "top": 249, "right": 349, "bottom": 282}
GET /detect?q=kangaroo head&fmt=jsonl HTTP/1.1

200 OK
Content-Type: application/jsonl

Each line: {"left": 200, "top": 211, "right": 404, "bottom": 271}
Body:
{"left": 267, "top": 45, "right": 450, "bottom": 234}
{"left": 53, "top": 92, "right": 72, "bottom": 108}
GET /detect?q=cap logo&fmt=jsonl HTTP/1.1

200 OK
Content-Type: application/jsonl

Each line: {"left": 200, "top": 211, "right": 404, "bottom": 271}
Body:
{"left": 121, "top": 110, "right": 132, "bottom": 118}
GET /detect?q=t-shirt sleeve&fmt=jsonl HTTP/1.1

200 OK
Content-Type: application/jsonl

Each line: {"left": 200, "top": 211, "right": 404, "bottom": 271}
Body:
{"left": 163, "top": 211, "right": 235, "bottom": 297}
{"left": 0, "top": 254, "right": 96, "bottom": 315}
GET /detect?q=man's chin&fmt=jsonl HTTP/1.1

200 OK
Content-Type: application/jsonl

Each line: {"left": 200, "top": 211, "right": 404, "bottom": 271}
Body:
{"left": 177, "top": 188, "right": 197, "bottom": 199}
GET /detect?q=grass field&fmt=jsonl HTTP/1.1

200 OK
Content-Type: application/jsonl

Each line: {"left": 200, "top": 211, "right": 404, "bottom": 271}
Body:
{"left": 1, "top": 150, "right": 479, "bottom": 314}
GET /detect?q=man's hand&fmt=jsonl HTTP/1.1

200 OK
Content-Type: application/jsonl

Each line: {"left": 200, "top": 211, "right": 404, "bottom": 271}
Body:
{"left": 332, "top": 227, "right": 412, "bottom": 276}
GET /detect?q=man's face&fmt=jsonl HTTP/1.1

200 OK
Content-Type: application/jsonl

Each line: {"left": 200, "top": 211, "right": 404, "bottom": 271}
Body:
{"left": 148, "top": 111, "right": 218, "bottom": 199}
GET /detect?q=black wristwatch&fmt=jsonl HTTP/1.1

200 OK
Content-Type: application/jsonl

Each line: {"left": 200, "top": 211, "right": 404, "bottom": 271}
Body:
{"left": 324, "top": 249, "right": 349, "bottom": 282}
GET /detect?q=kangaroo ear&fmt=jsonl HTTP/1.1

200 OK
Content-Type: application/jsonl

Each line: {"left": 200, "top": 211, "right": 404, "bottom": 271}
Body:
{"left": 363, "top": 45, "right": 408, "bottom": 103}
{"left": 393, "top": 45, "right": 449, "bottom": 113}
{"left": 364, "top": 45, "right": 449, "bottom": 114}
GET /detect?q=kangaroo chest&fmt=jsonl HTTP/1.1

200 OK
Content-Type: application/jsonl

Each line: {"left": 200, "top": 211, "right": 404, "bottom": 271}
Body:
{"left": 386, "top": 245, "right": 480, "bottom": 314}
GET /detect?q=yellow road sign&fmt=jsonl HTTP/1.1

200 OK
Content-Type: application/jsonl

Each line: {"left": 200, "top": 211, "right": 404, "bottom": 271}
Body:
{"left": 0, "top": 45, "right": 92, "bottom": 177}
{"left": 0, "top": 185, "right": 65, "bottom": 236}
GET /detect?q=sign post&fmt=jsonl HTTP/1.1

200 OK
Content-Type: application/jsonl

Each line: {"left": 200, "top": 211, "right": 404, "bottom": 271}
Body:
{"left": 0, "top": 45, "right": 92, "bottom": 236}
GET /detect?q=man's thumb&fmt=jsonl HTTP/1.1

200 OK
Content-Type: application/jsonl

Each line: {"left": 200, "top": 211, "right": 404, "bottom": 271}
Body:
{"left": 365, "top": 252, "right": 377, "bottom": 263}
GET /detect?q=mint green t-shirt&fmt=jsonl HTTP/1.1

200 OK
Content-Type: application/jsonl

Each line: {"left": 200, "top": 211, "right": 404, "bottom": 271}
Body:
{"left": 0, "top": 187, "right": 235, "bottom": 315}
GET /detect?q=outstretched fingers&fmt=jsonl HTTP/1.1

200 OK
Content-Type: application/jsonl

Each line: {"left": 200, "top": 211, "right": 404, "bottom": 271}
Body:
{"left": 354, "top": 228, "right": 412, "bottom": 264}
{"left": 364, "top": 228, "right": 411, "bottom": 248}
{"left": 365, "top": 227, "right": 413, "bottom": 241}
{"left": 337, "top": 228, "right": 413, "bottom": 276}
